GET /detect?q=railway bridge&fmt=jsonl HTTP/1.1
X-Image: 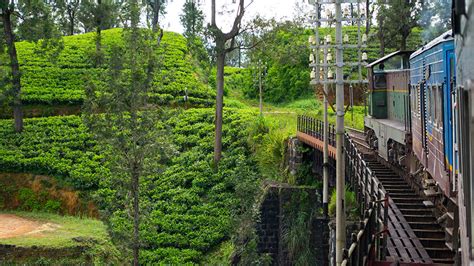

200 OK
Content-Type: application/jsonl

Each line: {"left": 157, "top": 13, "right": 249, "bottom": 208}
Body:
{"left": 296, "top": 115, "right": 456, "bottom": 265}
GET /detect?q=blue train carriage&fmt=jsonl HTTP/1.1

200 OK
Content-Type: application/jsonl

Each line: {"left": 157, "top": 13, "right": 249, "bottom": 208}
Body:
{"left": 453, "top": 0, "right": 474, "bottom": 262}
{"left": 364, "top": 51, "right": 412, "bottom": 167}
{"left": 409, "top": 30, "right": 456, "bottom": 197}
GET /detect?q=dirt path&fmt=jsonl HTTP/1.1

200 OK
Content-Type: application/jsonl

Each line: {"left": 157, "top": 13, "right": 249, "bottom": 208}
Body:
{"left": 0, "top": 214, "right": 60, "bottom": 239}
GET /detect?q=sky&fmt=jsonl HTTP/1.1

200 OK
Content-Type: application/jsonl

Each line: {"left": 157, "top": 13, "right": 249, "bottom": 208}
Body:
{"left": 160, "top": 0, "right": 311, "bottom": 34}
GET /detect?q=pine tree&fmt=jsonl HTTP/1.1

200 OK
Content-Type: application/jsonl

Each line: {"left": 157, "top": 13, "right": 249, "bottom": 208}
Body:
{"left": 180, "top": 0, "right": 204, "bottom": 40}
{"left": 83, "top": 0, "right": 167, "bottom": 264}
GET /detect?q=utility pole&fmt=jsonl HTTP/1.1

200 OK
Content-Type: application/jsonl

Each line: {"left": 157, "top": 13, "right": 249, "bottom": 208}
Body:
{"left": 309, "top": 0, "right": 368, "bottom": 265}
{"left": 334, "top": 1, "right": 345, "bottom": 264}
{"left": 323, "top": 37, "right": 329, "bottom": 218}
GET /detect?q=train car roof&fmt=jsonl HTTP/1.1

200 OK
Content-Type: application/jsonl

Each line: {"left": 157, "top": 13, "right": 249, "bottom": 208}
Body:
{"left": 410, "top": 30, "right": 454, "bottom": 59}
{"left": 366, "top": 50, "right": 413, "bottom": 68}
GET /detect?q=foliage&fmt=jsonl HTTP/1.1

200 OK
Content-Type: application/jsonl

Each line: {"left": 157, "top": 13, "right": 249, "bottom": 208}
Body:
{"left": 83, "top": 5, "right": 169, "bottom": 263}
{"left": 0, "top": 107, "right": 265, "bottom": 263}
{"left": 376, "top": 0, "right": 421, "bottom": 50}
{"left": 9, "top": 28, "right": 214, "bottom": 106}
{"left": 77, "top": 0, "right": 121, "bottom": 33}
{"left": 0, "top": 115, "right": 106, "bottom": 190}
{"left": 419, "top": 0, "right": 451, "bottom": 42}
{"left": 210, "top": 66, "right": 253, "bottom": 96}
{"left": 180, "top": 0, "right": 204, "bottom": 40}
{"left": 244, "top": 21, "right": 422, "bottom": 103}
{"left": 328, "top": 188, "right": 359, "bottom": 219}
{"left": 281, "top": 190, "right": 319, "bottom": 265}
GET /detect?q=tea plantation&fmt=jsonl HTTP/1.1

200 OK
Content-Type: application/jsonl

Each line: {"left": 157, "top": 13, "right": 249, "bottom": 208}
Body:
{"left": 15, "top": 29, "right": 214, "bottom": 106}
{"left": 0, "top": 108, "right": 261, "bottom": 263}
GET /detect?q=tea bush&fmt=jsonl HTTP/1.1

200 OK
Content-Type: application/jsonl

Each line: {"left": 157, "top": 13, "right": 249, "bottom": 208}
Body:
{"left": 0, "top": 107, "right": 263, "bottom": 263}
{"left": 14, "top": 29, "right": 214, "bottom": 106}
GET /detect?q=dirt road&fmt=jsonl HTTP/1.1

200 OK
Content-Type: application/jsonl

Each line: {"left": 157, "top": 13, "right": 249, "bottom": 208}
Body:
{"left": 0, "top": 214, "right": 59, "bottom": 239}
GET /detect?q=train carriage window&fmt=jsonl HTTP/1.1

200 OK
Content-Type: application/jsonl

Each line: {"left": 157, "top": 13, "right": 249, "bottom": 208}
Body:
{"left": 416, "top": 85, "right": 421, "bottom": 116}
{"left": 427, "top": 86, "right": 433, "bottom": 122}
{"left": 373, "top": 73, "right": 387, "bottom": 88}
{"left": 433, "top": 86, "right": 437, "bottom": 126}
{"left": 437, "top": 85, "right": 443, "bottom": 128}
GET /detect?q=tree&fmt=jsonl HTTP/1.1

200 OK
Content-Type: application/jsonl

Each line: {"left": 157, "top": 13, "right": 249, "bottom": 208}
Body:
{"left": 78, "top": 0, "right": 119, "bottom": 33}
{"left": 180, "top": 0, "right": 204, "bottom": 40}
{"left": 419, "top": 0, "right": 451, "bottom": 42}
{"left": 377, "top": 0, "right": 420, "bottom": 51}
{"left": 53, "top": 0, "right": 81, "bottom": 35}
{"left": 0, "top": 0, "right": 61, "bottom": 132}
{"left": 145, "top": 0, "right": 166, "bottom": 32}
{"left": 84, "top": 0, "right": 166, "bottom": 264}
{"left": 80, "top": 0, "right": 120, "bottom": 66}
{"left": 208, "top": 0, "right": 250, "bottom": 165}
{"left": 1, "top": 1, "right": 23, "bottom": 132}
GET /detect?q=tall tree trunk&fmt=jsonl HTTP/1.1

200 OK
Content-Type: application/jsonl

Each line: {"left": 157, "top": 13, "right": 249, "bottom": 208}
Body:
{"left": 132, "top": 169, "right": 140, "bottom": 266}
{"left": 214, "top": 46, "right": 225, "bottom": 165}
{"left": 365, "top": 0, "right": 370, "bottom": 35}
{"left": 2, "top": 8, "right": 24, "bottom": 133}
{"left": 95, "top": 0, "right": 102, "bottom": 67}
{"left": 152, "top": 1, "right": 161, "bottom": 32}
{"left": 350, "top": 4, "right": 354, "bottom": 26}
{"left": 378, "top": 16, "right": 385, "bottom": 56}
{"left": 68, "top": 8, "right": 75, "bottom": 35}
{"left": 401, "top": 34, "right": 407, "bottom": 51}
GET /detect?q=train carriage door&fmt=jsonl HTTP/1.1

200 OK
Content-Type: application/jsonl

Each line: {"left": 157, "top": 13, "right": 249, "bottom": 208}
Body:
{"left": 447, "top": 50, "right": 457, "bottom": 191}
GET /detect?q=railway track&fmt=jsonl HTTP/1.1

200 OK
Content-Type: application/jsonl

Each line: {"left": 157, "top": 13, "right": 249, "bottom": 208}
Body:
{"left": 348, "top": 130, "right": 455, "bottom": 265}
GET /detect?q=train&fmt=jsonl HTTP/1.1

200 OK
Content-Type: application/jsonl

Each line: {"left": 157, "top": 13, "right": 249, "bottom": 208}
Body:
{"left": 364, "top": 24, "right": 474, "bottom": 263}
{"left": 453, "top": 0, "right": 474, "bottom": 263}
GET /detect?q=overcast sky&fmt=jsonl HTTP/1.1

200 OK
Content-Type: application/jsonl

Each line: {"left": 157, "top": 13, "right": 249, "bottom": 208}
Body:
{"left": 161, "top": 0, "right": 311, "bottom": 33}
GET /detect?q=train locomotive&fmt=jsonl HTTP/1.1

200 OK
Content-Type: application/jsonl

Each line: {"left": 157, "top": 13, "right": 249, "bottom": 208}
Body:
{"left": 364, "top": 31, "right": 457, "bottom": 198}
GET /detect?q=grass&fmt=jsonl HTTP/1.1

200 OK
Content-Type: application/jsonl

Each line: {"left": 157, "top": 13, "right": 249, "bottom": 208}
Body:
{"left": 226, "top": 88, "right": 366, "bottom": 131}
{"left": 0, "top": 211, "right": 110, "bottom": 248}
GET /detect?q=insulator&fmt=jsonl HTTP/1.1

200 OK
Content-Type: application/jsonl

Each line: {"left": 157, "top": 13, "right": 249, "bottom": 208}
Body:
{"left": 326, "top": 9, "right": 332, "bottom": 17}
{"left": 343, "top": 8, "right": 350, "bottom": 17}
{"left": 310, "top": 53, "right": 315, "bottom": 62}
{"left": 327, "top": 53, "right": 333, "bottom": 62}
{"left": 344, "top": 34, "right": 349, "bottom": 43}
{"left": 328, "top": 69, "right": 333, "bottom": 79}
{"left": 362, "top": 52, "right": 368, "bottom": 61}
{"left": 309, "top": 35, "right": 315, "bottom": 44}
{"left": 362, "top": 33, "right": 367, "bottom": 43}
{"left": 326, "top": 35, "right": 331, "bottom": 43}
{"left": 310, "top": 69, "right": 317, "bottom": 79}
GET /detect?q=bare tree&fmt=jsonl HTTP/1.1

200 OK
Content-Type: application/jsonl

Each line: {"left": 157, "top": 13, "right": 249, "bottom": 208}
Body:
{"left": 208, "top": 0, "right": 250, "bottom": 165}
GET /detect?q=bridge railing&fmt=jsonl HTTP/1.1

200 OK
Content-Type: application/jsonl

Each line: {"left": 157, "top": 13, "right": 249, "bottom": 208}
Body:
{"left": 344, "top": 131, "right": 389, "bottom": 264}
{"left": 297, "top": 115, "right": 336, "bottom": 146}
{"left": 296, "top": 115, "right": 389, "bottom": 264}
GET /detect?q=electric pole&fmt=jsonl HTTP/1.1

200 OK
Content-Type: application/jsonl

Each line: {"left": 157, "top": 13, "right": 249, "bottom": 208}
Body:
{"left": 309, "top": 0, "right": 368, "bottom": 265}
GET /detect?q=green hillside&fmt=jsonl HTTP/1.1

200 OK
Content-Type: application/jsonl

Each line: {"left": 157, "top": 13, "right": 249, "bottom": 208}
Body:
{"left": 0, "top": 108, "right": 261, "bottom": 263}
{"left": 15, "top": 28, "right": 214, "bottom": 106}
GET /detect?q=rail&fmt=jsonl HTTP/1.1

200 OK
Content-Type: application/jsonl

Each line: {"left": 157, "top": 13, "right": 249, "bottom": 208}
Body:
{"left": 297, "top": 115, "right": 336, "bottom": 146}
{"left": 297, "top": 114, "right": 389, "bottom": 265}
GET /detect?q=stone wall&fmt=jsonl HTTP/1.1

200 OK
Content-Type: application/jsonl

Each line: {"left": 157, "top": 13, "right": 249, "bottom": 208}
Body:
{"left": 256, "top": 184, "right": 329, "bottom": 265}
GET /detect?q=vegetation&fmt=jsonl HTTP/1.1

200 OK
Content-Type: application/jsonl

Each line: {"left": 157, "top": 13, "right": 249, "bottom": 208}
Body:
{"left": 0, "top": 107, "right": 265, "bottom": 263}
{"left": 329, "top": 188, "right": 359, "bottom": 219}
{"left": 8, "top": 28, "right": 214, "bottom": 106}
{"left": 0, "top": 0, "right": 443, "bottom": 263}
{"left": 243, "top": 22, "right": 422, "bottom": 103}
